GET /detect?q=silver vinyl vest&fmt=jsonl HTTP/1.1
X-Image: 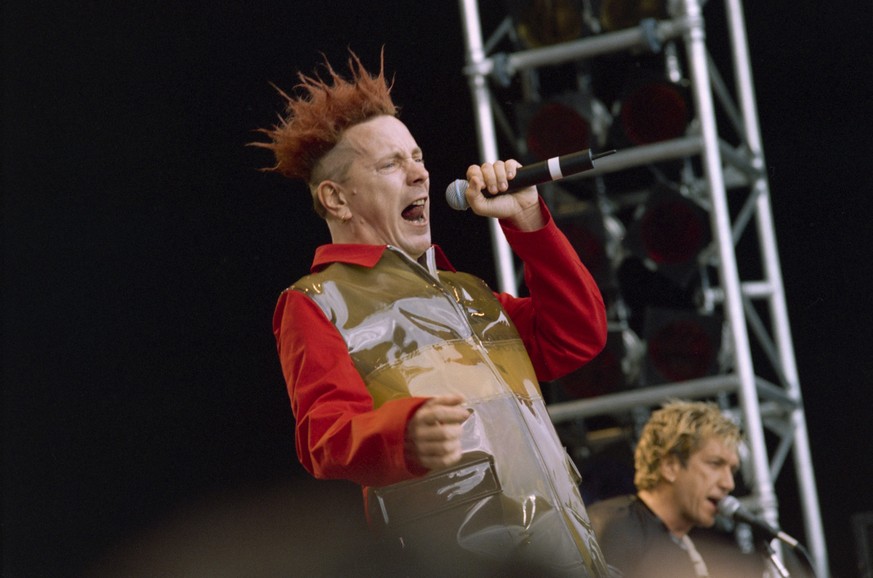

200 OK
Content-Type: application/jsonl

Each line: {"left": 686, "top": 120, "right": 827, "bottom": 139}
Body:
{"left": 292, "top": 247, "right": 608, "bottom": 577}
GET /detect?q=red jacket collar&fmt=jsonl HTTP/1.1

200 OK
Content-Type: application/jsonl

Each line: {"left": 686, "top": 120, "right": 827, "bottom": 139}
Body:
{"left": 310, "top": 244, "right": 457, "bottom": 273}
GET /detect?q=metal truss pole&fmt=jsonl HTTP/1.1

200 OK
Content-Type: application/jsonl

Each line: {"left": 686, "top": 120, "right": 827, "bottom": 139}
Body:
{"left": 722, "top": 0, "right": 828, "bottom": 574}
{"left": 459, "top": 0, "right": 519, "bottom": 296}
{"left": 678, "top": 0, "right": 779, "bottom": 550}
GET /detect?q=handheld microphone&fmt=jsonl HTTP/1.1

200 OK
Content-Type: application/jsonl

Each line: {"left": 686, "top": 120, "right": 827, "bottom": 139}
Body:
{"left": 718, "top": 496, "right": 799, "bottom": 548}
{"left": 445, "top": 148, "right": 616, "bottom": 211}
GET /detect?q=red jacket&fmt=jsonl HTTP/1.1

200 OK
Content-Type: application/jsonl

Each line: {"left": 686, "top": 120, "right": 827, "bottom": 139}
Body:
{"left": 273, "top": 204, "right": 607, "bottom": 488}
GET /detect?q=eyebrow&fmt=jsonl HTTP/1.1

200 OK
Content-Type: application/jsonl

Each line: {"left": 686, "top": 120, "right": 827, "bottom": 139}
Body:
{"left": 378, "top": 147, "right": 423, "bottom": 161}
{"left": 709, "top": 455, "right": 740, "bottom": 471}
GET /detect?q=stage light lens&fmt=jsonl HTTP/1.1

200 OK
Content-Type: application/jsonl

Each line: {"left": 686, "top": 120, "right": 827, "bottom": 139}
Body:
{"left": 560, "top": 346, "right": 624, "bottom": 398}
{"left": 647, "top": 318, "right": 716, "bottom": 382}
{"left": 600, "top": 0, "right": 667, "bottom": 32}
{"left": 559, "top": 329, "right": 641, "bottom": 398}
{"left": 639, "top": 198, "right": 706, "bottom": 265}
{"left": 516, "top": 0, "right": 584, "bottom": 48}
{"left": 620, "top": 81, "right": 689, "bottom": 145}
{"left": 526, "top": 101, "right": 590, "bottom": 161}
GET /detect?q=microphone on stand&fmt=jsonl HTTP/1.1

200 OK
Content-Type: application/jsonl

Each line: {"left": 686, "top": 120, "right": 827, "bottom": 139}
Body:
{"left": 445, "top": 148, "right": 616, "bottom": 211}
{"left": 718, "top": 496, "right": 799, "bottom": 549}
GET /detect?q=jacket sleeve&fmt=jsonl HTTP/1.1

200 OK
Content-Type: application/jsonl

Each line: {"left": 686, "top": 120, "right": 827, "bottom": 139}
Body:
{"left": 496, "top": 199, "right": 608, "bottom": 381}
{"left": 273, "top": 289, "right": 430, "bottom": 487}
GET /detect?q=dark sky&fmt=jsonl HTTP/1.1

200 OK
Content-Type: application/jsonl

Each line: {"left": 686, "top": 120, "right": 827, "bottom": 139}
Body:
{"left": 4, "top": 1, "right": 873, "bottom": 577}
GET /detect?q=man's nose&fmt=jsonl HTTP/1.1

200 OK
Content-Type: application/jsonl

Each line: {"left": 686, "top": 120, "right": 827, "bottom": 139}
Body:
{"left": 722, "top": 470, "right": 736, "bottom": 492}
{"left": 407, "top": 160, "right": 428, "bottom": 183}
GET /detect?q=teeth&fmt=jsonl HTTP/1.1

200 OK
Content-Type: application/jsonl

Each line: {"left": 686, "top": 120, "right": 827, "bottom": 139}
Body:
{"left": 411, "top": 199, "right": 425, "bottom": 206}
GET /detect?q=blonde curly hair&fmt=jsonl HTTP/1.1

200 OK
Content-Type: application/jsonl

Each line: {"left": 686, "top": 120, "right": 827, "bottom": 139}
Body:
{"left": 250, "top": 49, "right": 398, "bottom": 217}
{"left": 634, "top": 399, "right": 742, "bottom": 491}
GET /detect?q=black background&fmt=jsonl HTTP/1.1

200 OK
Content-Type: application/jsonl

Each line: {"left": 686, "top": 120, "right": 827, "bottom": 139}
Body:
{"left": 4, "top": 1, "right": 873, "bottom": 576}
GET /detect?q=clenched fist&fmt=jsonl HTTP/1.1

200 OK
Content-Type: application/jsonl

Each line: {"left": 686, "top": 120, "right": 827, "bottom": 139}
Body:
{"left": 404, "top": 395, "right": 471, "bottom": 471}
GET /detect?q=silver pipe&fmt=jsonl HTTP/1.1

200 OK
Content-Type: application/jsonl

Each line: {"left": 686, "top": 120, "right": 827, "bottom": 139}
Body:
{"left": 568, "top": 136, "right": 704, "bottom": 179}
{"left": 724, "top": 1, "right": 828, "bottom": 573}
{"left": 505, "top": 19, "right": 686, "bottom": 73}
{"left": 548, "top": 375, "right": 740, "bottom": 423}
{"left": 681, "top": 0, "right": 780, "bottom": 542}
{"left": 459, "top": 0, "right": 519, "bottom": 295}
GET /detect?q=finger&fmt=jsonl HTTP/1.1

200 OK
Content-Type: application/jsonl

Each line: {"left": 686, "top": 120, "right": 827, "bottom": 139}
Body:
{"left": 428, "top": 394, "right": 466, "bottom": 407}
{"left": 465, "top": 165, "right": 485, "bottom": 192}
{"left": 491, "top": 161, "right": 510, "bottom": 192}
{"left": 414, "top": 423, "right": 465, "bottom": 444}
{"left": 417, "top": 398, "right": 469, "bottom": 425}
{"left": 407, "top": 425, "right": 461, "bottom": 455}
{"left": 428, "top": 405, "right": 472, "bottom": 425}
{"left": 405, "top": 436, "right": 462, "bottom": 470}
{"left": 419, "top": 451, "right": 463, "bottom": 470}
{"left": 479, "top": 162, "right": 498, "bottom": 194}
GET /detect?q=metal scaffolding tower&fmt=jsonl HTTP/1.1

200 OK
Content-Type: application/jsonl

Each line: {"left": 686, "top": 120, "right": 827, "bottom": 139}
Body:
{"left": 457, "top": 0, "right": 828, "bottom": 576}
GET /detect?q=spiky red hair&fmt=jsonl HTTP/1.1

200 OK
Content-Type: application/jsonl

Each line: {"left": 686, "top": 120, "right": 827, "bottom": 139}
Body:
{"left": 251, "top": 50, "right": 398, "bottom": 188}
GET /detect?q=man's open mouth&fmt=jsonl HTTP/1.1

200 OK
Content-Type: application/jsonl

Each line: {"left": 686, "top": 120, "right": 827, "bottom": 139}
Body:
{"left": 402, "top": 199, "right": 426, "bottom": 222}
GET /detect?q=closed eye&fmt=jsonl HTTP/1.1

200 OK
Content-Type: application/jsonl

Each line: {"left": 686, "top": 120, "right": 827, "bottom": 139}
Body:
{"left": 377, "top": 155, "right": 425, "bottom": 173}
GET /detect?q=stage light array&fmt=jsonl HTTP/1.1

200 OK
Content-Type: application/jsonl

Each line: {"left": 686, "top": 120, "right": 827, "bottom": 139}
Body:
{"left": 502, "top": 1, "right": 723, "bottom": 400}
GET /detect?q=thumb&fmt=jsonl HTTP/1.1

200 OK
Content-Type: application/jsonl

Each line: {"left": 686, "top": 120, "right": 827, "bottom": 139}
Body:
{"left": 428, "top": 394, "right": 466, "bottom": 407}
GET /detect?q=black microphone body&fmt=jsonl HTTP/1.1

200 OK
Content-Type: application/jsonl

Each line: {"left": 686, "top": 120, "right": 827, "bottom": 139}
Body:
{"left": 718, "top": 496, "right": 799, "bottom": 548}
{"left": 445, "top": 148, "right": 615, "bottom": 211}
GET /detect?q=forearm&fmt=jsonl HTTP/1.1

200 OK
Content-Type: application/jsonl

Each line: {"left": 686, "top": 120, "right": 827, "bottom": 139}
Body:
{"left": 274, "top": 290, "right": 429, "bottom": 487}
{"left": 498, "top": 200, "right": 608, "bottom": 380}
{"left": 297, "top": 396, "right": 429, "bottom": 487}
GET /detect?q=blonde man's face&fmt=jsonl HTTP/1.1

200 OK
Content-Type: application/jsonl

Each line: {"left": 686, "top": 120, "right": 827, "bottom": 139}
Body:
{"left": 666, "top": 436, "right": 739, "bottom": 529}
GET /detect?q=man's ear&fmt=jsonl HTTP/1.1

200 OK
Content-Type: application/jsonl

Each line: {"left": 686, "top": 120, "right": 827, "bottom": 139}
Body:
{"left": 660, "top": 454, "right": 681, "bottom": 484}
{"left": 316, "top": 181, "right": 348, "bottom": 220}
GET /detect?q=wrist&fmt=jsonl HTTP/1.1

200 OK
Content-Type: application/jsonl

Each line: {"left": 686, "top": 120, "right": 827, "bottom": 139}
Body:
{"left": 505, "top": 198, "right": 545, "bottom": 232}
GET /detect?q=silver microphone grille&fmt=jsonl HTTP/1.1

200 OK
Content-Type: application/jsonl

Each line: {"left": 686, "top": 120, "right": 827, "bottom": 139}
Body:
{"left": 718, "top": 495, "right": 741, "bottom": 518}
{"left": 445, "top": 179, "right": 469, "bottom": 211}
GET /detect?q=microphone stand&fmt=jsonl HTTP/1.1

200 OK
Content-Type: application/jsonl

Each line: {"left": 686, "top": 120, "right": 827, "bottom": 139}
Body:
{"left": 763, "top": 539, "right": 791, "bottom": 578}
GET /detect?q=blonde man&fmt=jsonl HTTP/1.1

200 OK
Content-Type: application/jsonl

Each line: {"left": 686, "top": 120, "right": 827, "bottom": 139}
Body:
{"left": 587, "top": 400, "right": 764, "bottom": 578}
